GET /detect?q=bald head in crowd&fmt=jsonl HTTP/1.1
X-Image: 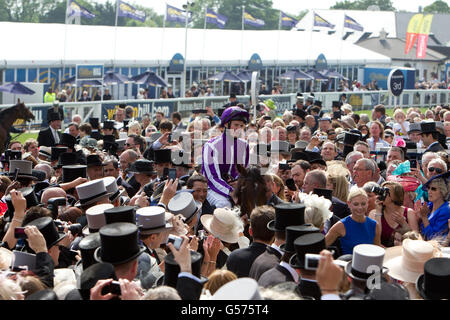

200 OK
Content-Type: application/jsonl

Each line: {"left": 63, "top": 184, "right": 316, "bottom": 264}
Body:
{"left": 41, "top": 187, "right": 67, "bottom": 206}
{"left": 34, "top": 163, "right": 52, "bottom": 181}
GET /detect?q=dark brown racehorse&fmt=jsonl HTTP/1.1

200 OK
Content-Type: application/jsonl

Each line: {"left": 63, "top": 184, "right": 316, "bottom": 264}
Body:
{"left": 232, "top": 165, "right": 270, "bottom": 237}
{"left": 0, "top": 100, "right": 35, "bottom": 155}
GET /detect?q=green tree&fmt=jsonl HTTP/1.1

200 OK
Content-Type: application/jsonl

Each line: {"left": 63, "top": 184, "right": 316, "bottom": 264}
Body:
{"left": 424, "top": 0, "right": 450, "bottom": 13}
{"left": 0, "top": 0, "right": 58, "bottom": 22}
{"left": 331, "top": 0, "right": 396, "bottom": 11}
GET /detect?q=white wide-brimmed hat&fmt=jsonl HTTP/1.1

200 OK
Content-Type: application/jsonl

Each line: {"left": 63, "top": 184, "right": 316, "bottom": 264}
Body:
{"left": 200, "top": 208, "right": 243, "bottom": 244}
{"left": 383, "top": 239, "right": 441, "bottom": 284}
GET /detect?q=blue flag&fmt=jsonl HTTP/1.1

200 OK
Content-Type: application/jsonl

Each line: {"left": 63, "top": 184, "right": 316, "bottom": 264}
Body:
{"left": 166, "top": 4, "right": 191, "bottom": 24}
{"left": 67, "top": 0, "right": 95, "bottom": 19}
{"left": 344, "top": 14, "right": 364, "bottom": 32}
{"left": 206, "top": 8, "right": 228, "bottom": 29}
{"left": 244, "top": 11, "right": 265, "bottom": 28}
{"left": 281, "top": 11, "right": 298, "bottom": 28}
{"left": 118, "top": 0, "right": 146, "bottom": 22}
{"left": 313, "top": 13, "right": 335, "bottom": 29}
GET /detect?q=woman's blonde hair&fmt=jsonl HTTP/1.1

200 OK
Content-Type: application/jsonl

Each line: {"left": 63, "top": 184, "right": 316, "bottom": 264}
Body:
{"left": 203, "top": 270, "right": 237, "bottom": 295}
{"left": 429, "top": 178, "right": 449, "bottom": 200}
{"left": 393, "top": 109, "right": 406, "bottom": 121}
{"left": 327, "top": 174, "right": 349, "bottom": 203}
{"left": 347, "top": 187, "right": 368, "bottom": 202}
{"left": 271, "top": 174, "right": 286, "bottom": 200}
{"left": 127, "top": 121, "right": 142, "bottom": 135}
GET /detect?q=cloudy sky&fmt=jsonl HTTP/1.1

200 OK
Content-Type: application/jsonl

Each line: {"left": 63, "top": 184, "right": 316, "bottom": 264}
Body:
{"left": 96, "top": 0, "right": 440, "bottom": 14}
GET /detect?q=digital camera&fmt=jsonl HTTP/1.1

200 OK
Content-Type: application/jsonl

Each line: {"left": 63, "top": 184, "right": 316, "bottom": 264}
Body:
{"left": 371, "top": 186, "right": 390, "bottom": 201}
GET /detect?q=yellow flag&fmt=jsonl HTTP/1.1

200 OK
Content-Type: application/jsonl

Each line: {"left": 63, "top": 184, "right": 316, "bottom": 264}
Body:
{"left": 417, "top": 14, "right": 433, "bottom": 59}
{"left": 405, "top": 14, "right": 423, "bottom": 55}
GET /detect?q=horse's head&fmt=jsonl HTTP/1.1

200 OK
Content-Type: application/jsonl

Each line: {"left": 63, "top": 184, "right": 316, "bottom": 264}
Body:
{"left": 16, "top": 99, "right": 35, "bottom": 122}
{"left": 233, "top": 165, "right": 269, "bottom": 216}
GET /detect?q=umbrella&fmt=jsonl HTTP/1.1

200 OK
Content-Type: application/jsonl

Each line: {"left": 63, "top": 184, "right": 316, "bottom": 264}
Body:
{"left": 208, "top": 71, "right": 244, "bottom": 82}
{"left": 0, "top": 82, "right": 35, "bottom": 95}
{"left": 103, "top": 71, "right": 131, "bottom": 85}
{"left": 305, "top": 69, "right": 329, "bottom": 81}
{"left": 320, "top": 69, "right": 348, "bottom": 80}
{"left": 131, "top": 71, "right": 169, "bottom": 87}
{"left": 279, "top": 69, "right": 314, "bottom": 81}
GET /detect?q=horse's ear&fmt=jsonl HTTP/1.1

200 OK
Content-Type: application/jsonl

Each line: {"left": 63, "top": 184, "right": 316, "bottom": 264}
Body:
{"left": 237, "top": 164, "right": 247, "bottom": 176}
{"left": 17, "top": 98, "right": 21, "bottom": 104}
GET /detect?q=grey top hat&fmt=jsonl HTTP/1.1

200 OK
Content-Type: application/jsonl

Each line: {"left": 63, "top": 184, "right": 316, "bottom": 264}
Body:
{"left": 212, "top": 278, "right": 263, "bottom": 300}
{"left": 270, "top": 140, "right": 290, "bottom": 154}
{"left": 82, "top": 203, "right": 113, "bottom": 236}
{"left": 408, "top": 122, "right": 421, "bottom": 134}
{"left": 8, "top": 160, "right": 37, "bottom": 180}
{"left": 11, "top": 250, "right": 36, "bottom": 271}
{"left": 167, "top": 192, "right": 201, "bottom": 223}
{"left": 345, "top": 244, "right": 387, "bottom": 281}
{"left": 75, "top": 179, "right": 112, "bottom": 208}
{"left": 294, "top": 140, "right": 308, "bottom": 150}
{"left": 102, "top": 176, "right": 123, "bottom": 203}
{"left": 136, "top": 206, "right": 173, "bottom": 235}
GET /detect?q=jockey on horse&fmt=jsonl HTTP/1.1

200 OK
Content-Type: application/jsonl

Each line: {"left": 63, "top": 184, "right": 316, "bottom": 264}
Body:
{"left": 202, "top": 106, "right": 250, "bottom": 209}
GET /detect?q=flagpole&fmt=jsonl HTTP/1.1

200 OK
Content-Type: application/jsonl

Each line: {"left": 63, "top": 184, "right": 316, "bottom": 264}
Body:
{"left": 277, "top": 11, "right": 281, "bottom": 84}
{"left": 241, "top": 5, "right": 245, "bottom": 70}
{"left": 182, "top": 2, "right": 191, "bottom": 98}
{"left": 202, "top": 7, "right": 207, "bottom": 66}
{"left": 63, "top": 0, "right": 70, "bottom": 94}
{"left": 339, "top": 13, "right": 345, "bottom": 79}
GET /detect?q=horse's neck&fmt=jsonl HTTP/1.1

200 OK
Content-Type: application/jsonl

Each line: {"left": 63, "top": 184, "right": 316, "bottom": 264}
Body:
{"left": 0, "top": 106, "right": 19, "bottom": 129}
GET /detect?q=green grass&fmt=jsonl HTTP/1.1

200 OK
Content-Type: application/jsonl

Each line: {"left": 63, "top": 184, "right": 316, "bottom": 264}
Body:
{"left": 354, "top": 108, "right": 429, "bottom": 118}
{"left": 10, "top": 132, "right": 38, "bottom": 145}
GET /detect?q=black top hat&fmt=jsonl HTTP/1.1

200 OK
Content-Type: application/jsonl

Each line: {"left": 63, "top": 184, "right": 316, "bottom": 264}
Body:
{"left": 420, "top": 122, "right": 439, "bottom": 134}
{"left": 103, "top": 135, "right": 116, "bottom": 144}
{"left": 289, "top": 233, "right": 326, "bottom": 269}
{"left": 62, "top": 165, "right": 87, "bottom": 183}
{"left": 218, "top": 108, "right": 226, "bottom": 117}
{"left": 25, "top": 217, "right": 66, "bottom": 249}
{"left": 294, "top": 109, "right": 307, "bottom": 120}
{"left": 103, "top": 121, "right": 116, "bottom": 130}
{"left": 25, "top": 289, "right": 59, "bottom": 300}
{"left": 128, "top": 159, "right": 156, "bottom": 175}
{"left": 79, "top": 262, "right": 117, "bottom": 300}
{"left": 94, "top": 222, "right": 145, "bottom": 265}
{"left": 332, "top": 101, "right": 341, "bottom": 108}
{"left": 416, "top": 258, "right": 450, "bottom": 300}
{"left": 54, "top": 152, "right": 78, "bottom": 169}
{"left": 408, "top": 122, "right": 421, "bottom": 134}
{"left": 281, "top": 224, "right": 320, "bottom": 253}
{"left": 48, "top": 112, "right": 62, "bottom": 123}
{"left": 78, "top": 232, "right": 102, "bottom": 271}
{"left": 305, "top": 151, "right": 326, "bottom": 166}
{"left": 267, "top": 203, "right": 305, "bottom": 232}
{"left": 286, "top": 125, "right": 297, "bottom": 132}
{"left": 104, "top": 206, "right": 136, "bottom": 225}
{"left": 313, "top": 188, "right": 333, "bottom": 202}
{"left": 154, "top": 149, "right": 172, "bottom": 164}
{"left": 57, "top": 133, "right": 77, "bottom": 149}
{"left": 314, "top": 101, "right": 322, "bottom": 107}
{"left": 31, "top": 169, "right": 46, "bottom": 182}
{"left": 291, "top": 152, "right": 308, "bottom": 161}
{"left": 51, "top": 147, "right": 68, "bottom": 161}
{"left": 163, "top": 250, "right": 203, "bottom": 289}
{"left": 89, "top": 118, "right": 100, "bottom": 129}
{"left": 344, "top": 132, "right": 361, "bottom": 146}
{"left": 4, "top": 187, "right": 39, "bottom": 222}
{"left": 86, "top": 154, "right": 105, "bottom": 168}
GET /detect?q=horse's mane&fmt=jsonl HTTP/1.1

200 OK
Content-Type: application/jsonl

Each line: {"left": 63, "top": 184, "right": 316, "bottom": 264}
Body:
{"left": 233, "top": 165, "right": 269, "bottom": 217}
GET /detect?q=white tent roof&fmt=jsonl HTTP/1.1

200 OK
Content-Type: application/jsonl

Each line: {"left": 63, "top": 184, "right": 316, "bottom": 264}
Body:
{"left": 295, "top": 10, "right": 397, "bottom": 44}
{"left": 0, "top": 21, "right": 391, "bottom": 68}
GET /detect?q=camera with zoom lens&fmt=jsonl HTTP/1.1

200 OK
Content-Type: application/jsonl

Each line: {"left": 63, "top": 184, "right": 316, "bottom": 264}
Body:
{"left": 371, "top": 186, "right": 390, "bottom": 201}
{"left": 47, "top": 197, "right": 67, "bottom": 219}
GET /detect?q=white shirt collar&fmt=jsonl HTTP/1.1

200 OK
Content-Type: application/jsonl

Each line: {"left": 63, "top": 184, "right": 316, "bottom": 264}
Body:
{"left": 279, "top": 261, "right": 299, "bottom": 283}
{"left": 271, "top": 243, "right": 283, "bottom": 255}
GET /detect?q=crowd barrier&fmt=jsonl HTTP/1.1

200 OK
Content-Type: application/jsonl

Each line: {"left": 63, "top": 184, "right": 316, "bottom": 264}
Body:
{"left": 1, "top": 89, "right": 448, "bottom": 130}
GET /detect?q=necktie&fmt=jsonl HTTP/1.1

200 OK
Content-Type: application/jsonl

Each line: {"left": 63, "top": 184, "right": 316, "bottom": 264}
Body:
{"left": 54, "top": 129, "right": 59, "bottom": 143}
